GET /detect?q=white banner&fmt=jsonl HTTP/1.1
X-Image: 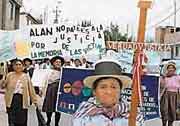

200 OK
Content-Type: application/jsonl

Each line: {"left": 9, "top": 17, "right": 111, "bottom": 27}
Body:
{"left": 0, "top": 24, "right": 105, "bottom": 61}
{"left": 105, "top": 41, "right": 172, "bottom": 74}
{"left": 29, "top": 24, "right": 105, "bottom": 59}
{"left": 106, "top": 41, "right": 172, "bottom": 52}
{"left": 31, "top": 69, "right": 50, "bottom": 87}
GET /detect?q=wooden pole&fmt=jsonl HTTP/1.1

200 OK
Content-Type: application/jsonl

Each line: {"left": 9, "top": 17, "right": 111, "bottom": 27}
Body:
{"left": 128, "top": 1, "right": 152, "bottom": 126}
{"left": 137, "top": 1, "right": 152, "bottom": 42}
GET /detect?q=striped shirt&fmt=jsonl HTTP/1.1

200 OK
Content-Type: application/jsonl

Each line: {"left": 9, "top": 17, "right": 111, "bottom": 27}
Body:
{"left": 73, "top": 97, "right": 143, "bottom": 126}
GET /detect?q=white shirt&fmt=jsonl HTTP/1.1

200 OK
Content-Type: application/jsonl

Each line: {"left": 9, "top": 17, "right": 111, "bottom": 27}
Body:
{"left": 14, "top": 80, "right": 23, "bottom": 94}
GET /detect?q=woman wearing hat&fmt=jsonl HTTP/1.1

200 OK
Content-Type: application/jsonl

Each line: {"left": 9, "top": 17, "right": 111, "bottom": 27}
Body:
{"left": 42, "top": 56, "right": 64, "bottom": 126}
{"left": 160, "top": 62, "right": 180, "bottom": 126}
{"left": 73, "top": 60, "right": 133, "bottom": 126}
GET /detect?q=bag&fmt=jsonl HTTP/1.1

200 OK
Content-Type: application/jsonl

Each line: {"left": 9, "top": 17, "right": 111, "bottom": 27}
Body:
{"left": 36, "top": 108, "right": 47, "bottom": 126}
{"left": 36, "top": 95, "right": 44, "bottom": 111}
{"left": 0, "top": 91, "right": 6, "bottom": 112}
{"left": 176, "top": 89, "right": 180, "bottom": 120}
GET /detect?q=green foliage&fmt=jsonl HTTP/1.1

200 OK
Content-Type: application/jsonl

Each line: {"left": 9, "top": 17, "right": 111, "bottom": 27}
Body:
{"left": 104, "top": 23, "right": 131, "bottom": 42}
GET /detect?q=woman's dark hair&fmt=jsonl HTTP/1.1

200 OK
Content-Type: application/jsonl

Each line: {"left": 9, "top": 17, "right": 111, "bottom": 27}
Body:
{"left": 167, "top": 64, "right": 176, "bottom": 70}
{"left": 0, "top": 62, "right": 4, "bottom": 66}
{"left": 23, "top": 58, "right": 32, "bottom": 65}
{"left": 74, "top": 59, "right": 82, "bottom": 66}
{"left": 13, "top": 59, "right": 24, "bottom": 65}
{"left": 8, "top": 59, "right": 24, "bottom": 72}
{"left": 92, "top": 77, "right": 123, "bottom": 90}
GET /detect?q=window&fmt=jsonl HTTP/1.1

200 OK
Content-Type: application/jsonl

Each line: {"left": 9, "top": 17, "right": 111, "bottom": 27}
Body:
{"left": 170, "top": 28, "right": 175, "bottom": 33}
{"left": 9, "top": 1, "right": 14, "bottom": 20}
{"left": 176, "top": 27, "right": 180, "bottom": 32}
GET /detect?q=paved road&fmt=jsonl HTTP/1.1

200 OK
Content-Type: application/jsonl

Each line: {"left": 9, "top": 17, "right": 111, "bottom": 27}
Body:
{"left": 1, "top": 106, "right": 180, "bottom": 126}
{"left": 0, "top": 106, "right": 73, "bottom": 126}
{"left": 0, "top": 92, "right": 73, "bottom": 126}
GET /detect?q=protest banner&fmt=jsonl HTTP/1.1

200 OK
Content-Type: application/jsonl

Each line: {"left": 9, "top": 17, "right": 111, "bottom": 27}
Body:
{"left": 0, "top": 24, "right": 105, "bottom": 61}
{"left": 106, "top": 41, "right": 171, "bottom": 52}
{"left": 56, "top": 68, "right": 94, "bottom": 114}
{"left": 121, "top": 73, "right": 160, "bottom": 120}
{"left": 29, "top": 24, "right": 105, "bottom": 59}
{"left": 0, "top": 29, "right": 31, "bottom": 61}
{"left": 0, "top": 30, "right": 15, "bottom": 61}
{"left": 105, "top": 41, "right": 172, "bottom": 74}
{"left": 56, "top": 68, "right": 160, "bottom": 121}
{"left": 31, "top": 69, "right": 51, "bottom": 87}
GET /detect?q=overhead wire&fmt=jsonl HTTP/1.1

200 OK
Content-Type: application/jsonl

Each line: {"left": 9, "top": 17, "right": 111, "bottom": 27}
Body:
{"left": 147, "top": 6, "right": 180, "bottom": 30}
{"left": 146, "top": 1, "right": 180, "bottom": 31}
{"left": 148, "top": 5, "right": 173, "bottom": 23}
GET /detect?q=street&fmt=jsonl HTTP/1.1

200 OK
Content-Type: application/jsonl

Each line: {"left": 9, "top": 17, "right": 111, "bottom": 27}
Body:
{"left": 0, "top": 106, "right": 73, "bottom": 126}
{"left": 0, "top": 0, "right": 180, "bottom": 126}
{"left": 1, "top": 106, "right": 180, "bottom": 126}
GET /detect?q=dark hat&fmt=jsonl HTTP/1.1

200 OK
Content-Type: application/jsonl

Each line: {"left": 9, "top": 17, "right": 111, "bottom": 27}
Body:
{"left": 50, "top": 56, "right": 64, "bottom": 65}
{"left": 23, "top": 58, "right": 32, "bottom": 64}
{"left": 83, "top": 60, "right": 132, "bottom": 89}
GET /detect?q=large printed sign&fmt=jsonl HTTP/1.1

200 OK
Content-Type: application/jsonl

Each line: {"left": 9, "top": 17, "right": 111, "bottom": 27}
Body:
{"left": 121, "top": 73, "right": 160, "bottom": 120}
{"left": 29, "top": 24, "right": 105, "bottom": 59}
{"left": 0, "top": 24, "right": 105, "bottom": 60}
{"left": 56, "top": 68, "right": 94, "bottom": 114}
{"left": 56, "top": 68, "right": 160, "bottom": 121}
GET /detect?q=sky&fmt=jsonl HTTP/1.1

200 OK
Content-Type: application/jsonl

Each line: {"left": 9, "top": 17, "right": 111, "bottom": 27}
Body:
{"left": 22, "top": 0, "right": 180, "bottom": 40}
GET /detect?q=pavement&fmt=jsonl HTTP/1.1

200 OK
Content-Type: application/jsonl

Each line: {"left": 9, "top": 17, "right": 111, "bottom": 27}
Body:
{"left": 1, "top": 105, "right": 180, "bottom": 126}
{"left": 0, "top": 92, "right": 73, "bottom": 126}
{"left": 0, "top": 106, "right": 73, "bottom": 126}
{"left": 0, "top": 92, "right": 173, "bottom": 126}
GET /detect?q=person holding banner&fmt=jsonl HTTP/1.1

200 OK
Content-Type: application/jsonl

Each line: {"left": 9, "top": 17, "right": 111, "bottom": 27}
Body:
{"left": 160, "top": 62, "right": 180, "bottom": 126}
{"left": 23, "top": 58, "right": 47, "bottom": 126}
{"left": 73, "top": 60, "right": 136, "bottom": 126}
{"left": 0, "top": 59, "right": 37, "bottom": 126}
{"left": 42, "top": 56, "right": 64, "bottom": 126}
{"left": 23, "top": 58, "right": 41, "bottom": 97}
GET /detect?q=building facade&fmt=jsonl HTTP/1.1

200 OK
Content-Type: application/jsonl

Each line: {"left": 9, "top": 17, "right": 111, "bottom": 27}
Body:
{"left": 0, "top": 0, "right": 22, "bottom": 30}
{"left": 19, "top": 12, "right": 42, "bottom": 28}
{"left": 155, "top": 26, "right": 180, "bottom": 60}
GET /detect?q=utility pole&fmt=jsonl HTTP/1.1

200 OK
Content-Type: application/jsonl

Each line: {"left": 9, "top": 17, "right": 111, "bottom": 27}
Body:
{"left": 53, "top": 1, "right": 62, "bottom": 24}
{"left": 174, "top": 0, "right": 176, "bottom": 29}
{"left": 126, "top": 24, "right": 129, "bottom": 41}
{"left": 171, "top": 0, "right": 177, "bottom": 59}
{"left": 43, "top": 6, "right": 48, "bottom": 24}
{"left": 53, "top": 6, "right": 61, "bottom": 24}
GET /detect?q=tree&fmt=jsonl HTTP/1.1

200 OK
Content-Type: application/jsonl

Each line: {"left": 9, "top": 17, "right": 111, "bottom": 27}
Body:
{"left": 104, "top": 23, "right": 132, "bottom": 42}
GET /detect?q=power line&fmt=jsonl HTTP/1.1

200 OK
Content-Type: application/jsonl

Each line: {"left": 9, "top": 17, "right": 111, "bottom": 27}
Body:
{"left": 147, "top": 5, "right": 180, "bottom": 30}
{"left": 174, "top": 0, "right": 177, "bottom": 28}
{"left": 147, "top": 0, "right": 175, "bottom": 24}
{"left": 149, "top": 5, "right": 173, "bottom": 22}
